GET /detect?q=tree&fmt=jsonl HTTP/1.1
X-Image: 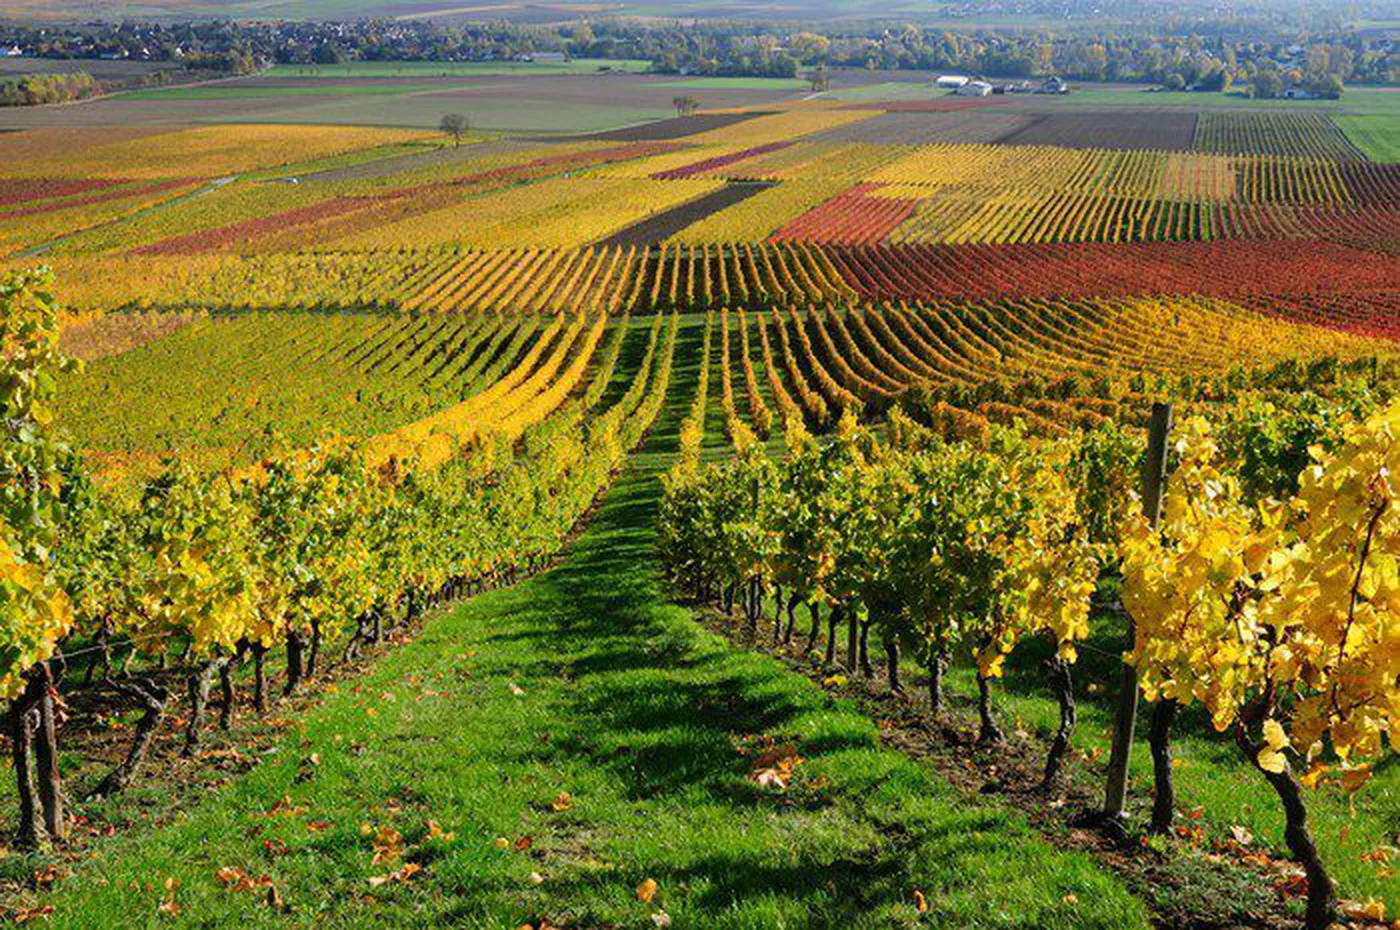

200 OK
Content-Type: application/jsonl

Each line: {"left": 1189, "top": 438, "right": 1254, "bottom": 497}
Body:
{"left": 439, "top": 113, "right": 470, "bottom": 147}
{"left": 1252, "top": 69, "right": 1285, "bottom": 99}
{"left": 1307, "top": 73, "right": 1344, "bottom": 99}
{"left": 672, "top": 95, "right": 700, "bottom": 117}
{"left": 809, "top": 64, "right": 831, "bottom": 93}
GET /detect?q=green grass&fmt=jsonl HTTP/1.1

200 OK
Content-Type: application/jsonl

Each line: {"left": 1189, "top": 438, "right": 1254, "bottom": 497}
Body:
{"left": 1334, "top": 113, "right": 1400, "bottom": 162}
{"left": 264, "top": 59, "right": 653, "bottom": 79}
{"left": 25, "top": 319, "right": 1149, "bottom": 929}
{"left": 817, "top": 81, "right": 951, "bottom": 102}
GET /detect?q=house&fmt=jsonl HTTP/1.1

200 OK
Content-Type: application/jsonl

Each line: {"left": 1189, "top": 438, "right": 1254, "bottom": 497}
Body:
{"left": 1035, "top": 76, "right": 1069, "bottom": 94}
{"left": 936, "top": 74, "right": 970, "bottom": 89}
{"left": 3, "top": 45, "right": 22, "bottom": 58}
{"left": 954, "top": 80, "right": 993, "bottom": 97}
{"left": 1283, "top": 86, "right": 1316, "bottom": 100}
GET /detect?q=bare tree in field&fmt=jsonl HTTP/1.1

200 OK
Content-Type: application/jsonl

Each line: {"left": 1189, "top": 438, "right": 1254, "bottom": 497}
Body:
{"left": 672, "top": 95, "right": 700, "bottom": 117}
{"left": 439, "top": 113, "right": 471, "bottom": 147}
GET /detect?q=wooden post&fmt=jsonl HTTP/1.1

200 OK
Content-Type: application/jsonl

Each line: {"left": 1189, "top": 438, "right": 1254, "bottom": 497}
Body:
{"left": 1102, "top": 401, "right": 1172, "bottom": 823}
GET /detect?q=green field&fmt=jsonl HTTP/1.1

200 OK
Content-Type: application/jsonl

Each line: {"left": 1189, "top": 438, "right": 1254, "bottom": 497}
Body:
{"left": 818, "top": 81, "right": 949, "bottom": 101}
{"left": 1334, "top": 113, "right": 1400, "bottom": 162}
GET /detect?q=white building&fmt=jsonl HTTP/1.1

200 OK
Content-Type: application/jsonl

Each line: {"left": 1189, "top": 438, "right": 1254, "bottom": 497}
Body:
{"left": 936, "top": 74, "right": 970, "bottom": 89}
{"left": 953, "top": 80, "right": 993, "bottom": 97}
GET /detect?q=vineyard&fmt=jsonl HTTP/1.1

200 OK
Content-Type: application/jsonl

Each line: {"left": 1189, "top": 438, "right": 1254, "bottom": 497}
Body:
{"left": 0, "top": 81, "right": 1397, "bottom": 930}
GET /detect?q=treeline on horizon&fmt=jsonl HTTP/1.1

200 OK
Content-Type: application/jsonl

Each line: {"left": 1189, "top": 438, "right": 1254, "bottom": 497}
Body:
{"left": 0, "top": 16, "right": 1394, "bottom": 86}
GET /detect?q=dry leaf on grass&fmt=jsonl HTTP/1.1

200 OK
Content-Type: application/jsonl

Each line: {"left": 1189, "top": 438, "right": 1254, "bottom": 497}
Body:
{"left": 370, "top": 826, "right": 405, "bottom": 865}
{"left": 750, "top": 743, "right": 804, "bottom": 790}
{"left": 13, "top": 904, "right": 55, "bottom": 924}
{"left": 368, "top": 863, "right": 422, "bottom": 887}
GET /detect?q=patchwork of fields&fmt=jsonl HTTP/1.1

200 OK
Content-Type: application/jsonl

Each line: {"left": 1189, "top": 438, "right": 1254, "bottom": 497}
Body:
{"left": 6, "top": 91, "right": 1396, "bottom": 456}
{"left": 1, "top": 72, "right": 1398, "bottom": 929}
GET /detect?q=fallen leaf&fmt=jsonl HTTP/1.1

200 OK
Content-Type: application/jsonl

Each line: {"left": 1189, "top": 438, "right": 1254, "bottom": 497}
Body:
{"left": 371, "top": 826, "right": 405, "bottom": 865}
{"left": 425, "top": 820, "right": 456, "bottom": 843}
{"left": 1230, "top": 825, "right": 1253, "bottom": 846}
{"left": 12, "top": 905, "right": 54, "bottom": 924}
{"left": 508, "top": 682, "right": 526, "bottom": 697}
{"left": 264, "top": 796, "right": 306, "bottom": 819}
{"left": 651, "top": 912, "right": 672, "bottom": 928}
{"left": 1360, "top": 846, "right": 1398, "bottom": 864}
{"left": 750, "top": 743, "right": 804, "bottom": 790}
{"left": 637, "top": 878, "right": 659, "bottom": 903}
{"left": 1341, "top": 898, "right": 1387, "bottom": 922}
{"left": 528, "top": 872, "right": 545, "bottom": 886}
{"left": 215, "top": 867, "right": 273, "bottom": 894}
{"left": 550, "top": 792, "right": 573, "bottom": 813}
{"left": 368, "top": 863, "right": 421, "bottom": 887}
{"left": 912, "top": 890, "right": 928, "bottom": 913}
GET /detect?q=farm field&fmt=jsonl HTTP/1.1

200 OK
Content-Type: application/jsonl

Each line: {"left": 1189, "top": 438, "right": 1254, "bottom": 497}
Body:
{"left": 0, "top": 61, "right": 1397, "bottom": 930}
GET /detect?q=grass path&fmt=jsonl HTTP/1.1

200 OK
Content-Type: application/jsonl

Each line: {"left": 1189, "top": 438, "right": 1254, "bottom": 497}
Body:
{"left": 31, "top": 335, "right": 1149, "bottom": 929}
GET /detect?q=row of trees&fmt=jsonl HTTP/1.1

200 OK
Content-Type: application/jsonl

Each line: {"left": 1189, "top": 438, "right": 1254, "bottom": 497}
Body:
{"left": 658, "top": 380, "right": 1396, "bottom": 929}
{"left": 0, "top": 71, "right": 99, "bottom": 107}
{"left": 0, "top": 270, "right": 677, "bottom": 851}
{"left": 1, "top": 18, "right": 1394, "bottom": 86}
